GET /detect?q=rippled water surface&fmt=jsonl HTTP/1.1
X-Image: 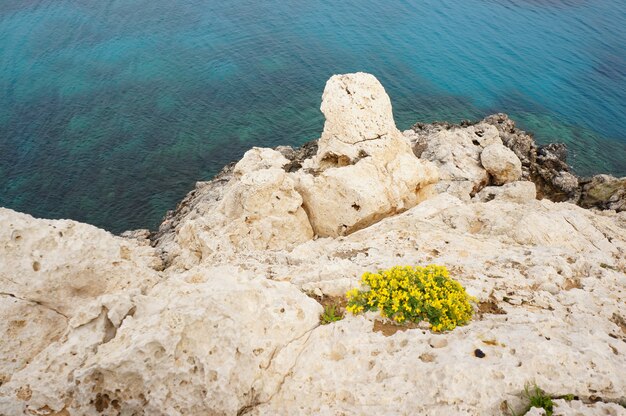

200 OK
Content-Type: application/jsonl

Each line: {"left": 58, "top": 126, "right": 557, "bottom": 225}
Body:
{"left": 1, "top": 0, "right": 625, "bottom": 232}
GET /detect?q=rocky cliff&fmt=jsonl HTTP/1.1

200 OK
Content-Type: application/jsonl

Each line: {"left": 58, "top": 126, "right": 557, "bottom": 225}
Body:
{"left": 1, "top": 73, "right": 625, "bottom": 416}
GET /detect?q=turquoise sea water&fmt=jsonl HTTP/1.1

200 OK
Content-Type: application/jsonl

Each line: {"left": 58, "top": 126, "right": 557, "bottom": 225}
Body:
{"left": 1, "top": 0, "right": 625, "bottom": 233}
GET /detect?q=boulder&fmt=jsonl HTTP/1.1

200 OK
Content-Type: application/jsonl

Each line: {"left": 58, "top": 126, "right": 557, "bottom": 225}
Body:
{"left": 481, "top": 143, "right": 523, "bottom": 185}
{"left": 221, "top": 163, "right": 314, "bottom": 250}
{"left": 314, "top": 73, "right": 402, "bottom": 167}
{"left": 482, "top": 114, "right": 580, "bottom": 201}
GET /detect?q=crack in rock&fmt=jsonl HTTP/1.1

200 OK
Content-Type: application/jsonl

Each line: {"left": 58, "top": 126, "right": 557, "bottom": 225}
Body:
{"left": 238, "top": 324, "right": 319, "bottom": 415}
{"left": 0, "top": 292, "right": 69, "bottom": 320}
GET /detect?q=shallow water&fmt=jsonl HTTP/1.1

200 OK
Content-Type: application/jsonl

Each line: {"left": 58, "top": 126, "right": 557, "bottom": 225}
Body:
{"left": 1, "top": 0, "right": 624, "bottom": 233}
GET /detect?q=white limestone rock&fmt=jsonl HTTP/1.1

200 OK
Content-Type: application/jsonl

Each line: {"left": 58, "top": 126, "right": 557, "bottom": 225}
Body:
{"left": 171, "top": 149, "right": 314, "bottom": 268}
{"left": 222, "top": 164, "right": 314, "bottom": 250}
{"left": 0, "top": 208, "right": 162, "bottom": 412}
{"left": 295, "top": 155, "right": 437, "bottom": 237}
{"left": 243, "top": 194, "right": 626, "bottom": 415}
{"left": 295, "top": 73, "right": 439, "bottom": 237}
{"left": 0, "top": 297, "right": 137, "bottom": 415}
{"left": 550, "top": 399, "right": 626, "bottom": 415}
{"left": 481, "top": 143, "right": 523, "bottom": 185}
{"left": 0, "top": 295, "right": 66, "bottom": 387}
{"left": 315, "top": 72, "right": 401, "bottom": 166}
{"left": 524, "top": 399, "right": 626, "bottom": 416}
{"left": 233, "top": 146, "right": 290, "bottom": 177}
{"left": 0, "top": 208, "right": 162, "bottom": 318}
{"left": 0, "top": 266, "right": 322, "bottom": 415}
{"left": 407, "top": 123, "right": 501, "bottom": 200}
{"left": 476, "top": 181, "right": 537, "bottom": 203}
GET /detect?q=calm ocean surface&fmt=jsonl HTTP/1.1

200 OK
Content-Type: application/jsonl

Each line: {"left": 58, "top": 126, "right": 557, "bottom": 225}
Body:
{"left": 1, "top": 0, "right": 625, "bottom": 233}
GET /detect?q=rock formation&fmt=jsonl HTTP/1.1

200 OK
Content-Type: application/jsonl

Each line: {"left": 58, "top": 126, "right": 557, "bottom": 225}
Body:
{"left": 294, "top": 73, "right": 439, "bottom": 237}
{"left": 0, "top": 73, "right": 625, "bottom": 416}
{"left": 579, "top": 174, "right": 626, "bottom": 212}
{"left": 480, "top": 143, "right": 523, "bottom": 185}
{"left": 409, "top": 113, "right": 626, "bottom": 212}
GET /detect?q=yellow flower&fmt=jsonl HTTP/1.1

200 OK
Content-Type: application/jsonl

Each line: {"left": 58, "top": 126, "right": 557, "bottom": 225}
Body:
{"left": 345, "top": 265, "right": 474, "bottom": 332}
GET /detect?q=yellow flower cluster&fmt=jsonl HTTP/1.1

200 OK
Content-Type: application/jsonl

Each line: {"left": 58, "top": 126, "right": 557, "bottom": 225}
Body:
{"left": 346, "top": 265, "right": 475, "bottom": 332}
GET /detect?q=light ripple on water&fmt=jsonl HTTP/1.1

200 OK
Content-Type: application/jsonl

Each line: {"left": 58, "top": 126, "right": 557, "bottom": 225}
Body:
{"left": 0, "top": 0, "right": 624, "bottom": 233}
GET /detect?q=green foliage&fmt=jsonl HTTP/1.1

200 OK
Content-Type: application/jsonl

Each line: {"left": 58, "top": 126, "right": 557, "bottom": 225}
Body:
{"left": 345, "top": 265, "right": 475, "bottom": 332}
{"left": 508, "top": 384, "right": 555, "bottom": 416}
{"left": 524, "top": 385, "right": 554, "bottom": 416}
{"left": 320, "top": 305, "right": 343, "bottom": 325}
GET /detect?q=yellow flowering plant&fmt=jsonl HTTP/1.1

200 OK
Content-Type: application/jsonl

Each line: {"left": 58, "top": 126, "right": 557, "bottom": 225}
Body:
{"left": 346, "top": 265, "right": 475, "bottom": 332}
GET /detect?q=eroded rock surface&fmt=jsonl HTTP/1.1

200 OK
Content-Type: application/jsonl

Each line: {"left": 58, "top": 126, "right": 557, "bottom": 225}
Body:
{"left": 1, "top": 74, "right": 625, "bottom": 416}
{"left": 406, "top": 121, "right": 500, "bottom": 200}
{"left": 481, "top": 143, "right": 523, "bottom": 185}
{"left": 294, "top": 73, "right": 439, "bottom": 237}
{"left": 151, "top": 73, "right": 439, "bottom": 270}
{"left": 579, "top": 174, "right": 626, "bottom": 212}
{"left": 0, "top": 208, "right": 162, "bottom": 318}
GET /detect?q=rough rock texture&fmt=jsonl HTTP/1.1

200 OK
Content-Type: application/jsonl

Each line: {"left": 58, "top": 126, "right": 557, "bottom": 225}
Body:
{"left": 1, "top": 74, "right": 625, "bottom": 416}
{"left": 295, "top": 73, "right": 439, "bottom": 237}
{"left": 410, "top": 113, "right": 626, "bottom": 213}
{"left": 0, "top": 208, "right": 163, "bottom": 408}
{"left": 481, "top": 113, "right": 579, "bottom": 201}
{"left": 315, "top": 73, "right": 399, "bottom": 165}
{"left": 0, "top": 208, "right": 162, "bottom": 318}
{"left": 67, "top": 267, "right": 321, "bottom": 416}
{"left": 406, "top": 121, "right": 501, "bottom": 200}
{"left": 480, "top": 143, "right": 523, "bottom": 185}
{"left": 480, "top": 114, "right": 581, "bottom": 202}
{"left": 526, "top": 399, "right": 626, "bottom": 415}
{"left": 0, "top": 295, "right": 66, "bottom": 388}
{"left": 151, "top": 73, "right": 439, "bottom": 269}
{"left": 475, "top": 181, "right": 537, "bottom": 204}
{"left": 579, "top": 175, "right": 626, "bottom": 212}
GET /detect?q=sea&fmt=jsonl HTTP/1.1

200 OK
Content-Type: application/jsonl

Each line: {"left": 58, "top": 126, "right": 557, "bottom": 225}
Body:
{"left": 1, "top": 0, "right": 624, "bottom": 233}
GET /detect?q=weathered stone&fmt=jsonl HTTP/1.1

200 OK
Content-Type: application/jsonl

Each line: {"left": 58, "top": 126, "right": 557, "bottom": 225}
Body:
{"left": 482, "top": 113, "right": 580, "bottom": 201}
{"left": 579, "top": 174, "right": 626, "bottom": 212}
{"left": 406, "top": 122, "right": 500, "bottom": 199}
{"left": 476, "top": 181, "right": 537, "bottom": 203}
{"left": 174, "top": 165, "right": 314, "bottom": 263}
{"left": 315, "top": 72, "right": 402, "bottom": 166}
{"left": 481, "top": 143, "right": 523, "bottom": 185}
{"left": 0, "top": 295, "right": 66, "bottom": 387}
{"left": 221, "top": 165, "right": 314, "bottom": 250}
{"left": 0, "top": 208, "right": 162, "bottom": 318}
{"left": 294, "top": 73, "right": 439, "bottom": 237}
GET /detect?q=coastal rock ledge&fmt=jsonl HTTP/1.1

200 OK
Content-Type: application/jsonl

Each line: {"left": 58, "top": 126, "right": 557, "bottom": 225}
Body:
{"left": 1, "top": 73, "right": 625, "bottom": 416}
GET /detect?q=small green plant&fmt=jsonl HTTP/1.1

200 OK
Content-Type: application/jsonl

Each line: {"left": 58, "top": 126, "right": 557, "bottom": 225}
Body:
{"left": 320, "top": 305, "right": 343, "bottom": 325}
{"left": 561, "top": 394, "right": 575, "bottom": 401}
{"left": 508, "top": 384, "right": 554, "bottom": 416}
{"left": 345, "top": 265, "right": 475, "bottom": 332}
{"left": 524, "top": 384, "right": 554, "bottom": 416}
